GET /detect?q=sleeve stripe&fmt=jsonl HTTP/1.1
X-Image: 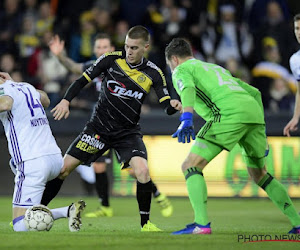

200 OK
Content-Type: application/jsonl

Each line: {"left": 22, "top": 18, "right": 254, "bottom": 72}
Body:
{"left": 83, "top": 72, "right": 92, "bottom": 82}
{"left": 159, "top": 96, "right": 171, "bottom": 103}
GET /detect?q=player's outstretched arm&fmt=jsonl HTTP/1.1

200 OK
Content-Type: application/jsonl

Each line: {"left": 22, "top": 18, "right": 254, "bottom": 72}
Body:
{"left": 283, "top": 82, "right": 300, "bottom": 136}
{"left": 37, "top": 90, "right": 50, "bottom": 108}
{"left": 283, "top": 118, "right": 298, "bottom": 137}
{"left": 49, "top": 35, "right": 83, "bottom": 74}
{"left": 51, "top": 99, "right": 70, "bottom": 120}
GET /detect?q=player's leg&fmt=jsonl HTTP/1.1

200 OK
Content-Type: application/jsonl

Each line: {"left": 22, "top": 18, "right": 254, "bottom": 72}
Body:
{"left": 172, "top": 149, "right": 213, "bottom": 235}
{"left": 173, "top": 122, "right": 246, "bottom": 234}
{"left": 12, "top": 159, "right": 49, "bottom": 232}
{"left": 128, "top": 168, "right": 173, "bottom": 217}
{"left": 241, "top": 124, "right": 300, "bottom": 233}
{"left": 12, "top": 155, "right": 84, "bottom": 232}
{"left": 113, "top": 131, "right": 161, "bottom": 231}
{"left": 130, "top": 156, "right": 161, "bottom": 231}
{"left": 75, "top": 164, "right": 96, "bottom": 195}
{"left": 41, "top": 126, "right": 108, "bottom": 206}
{"left": 85, "top": 152, "right": 113, "bottom": 217}
{"left": 248, "top": 166, "right": 300, "bottom": 233}
{"left": 41, "top": 154, "right": 81, "bottom": 206}
{"left": 130, "top": 156, "right": 151, "bottom": 224}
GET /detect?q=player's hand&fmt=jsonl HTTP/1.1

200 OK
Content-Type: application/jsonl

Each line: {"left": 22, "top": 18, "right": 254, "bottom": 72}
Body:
{"left": 170, "top": 99, "right": 182, "bottom": 111}
{"left": 0, "top": 72, "right": 13, "bottom": 81}
{"left": 49, "top": 34, "right": 65, "bottom": 56}
{"left": 283, "top": 117, "right": 299, "bottom": 137}
{"left": 172, "top": 112, "right": 196, "bottom": 143}
{"left": 51, "top": 99, "right": 70, "bottom": 120}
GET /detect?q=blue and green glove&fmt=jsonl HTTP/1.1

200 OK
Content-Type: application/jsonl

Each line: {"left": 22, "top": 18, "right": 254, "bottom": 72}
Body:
{"left": 172, "top": 112, "right": 196, "bottom": 143}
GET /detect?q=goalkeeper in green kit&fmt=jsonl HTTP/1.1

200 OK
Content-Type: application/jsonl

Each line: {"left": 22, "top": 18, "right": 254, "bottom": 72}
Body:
{"left": 165, "top": 38, "right": 300, "bottom": 235}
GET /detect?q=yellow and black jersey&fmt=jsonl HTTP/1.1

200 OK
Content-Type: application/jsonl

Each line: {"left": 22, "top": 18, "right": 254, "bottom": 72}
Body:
{"left": 81, "top": 51, "right": 171, "bottom": 131}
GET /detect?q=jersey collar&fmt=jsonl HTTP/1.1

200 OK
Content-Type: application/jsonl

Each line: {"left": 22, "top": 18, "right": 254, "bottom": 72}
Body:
{"left": 125, "top": 57, "right": 145, "bottom": 69}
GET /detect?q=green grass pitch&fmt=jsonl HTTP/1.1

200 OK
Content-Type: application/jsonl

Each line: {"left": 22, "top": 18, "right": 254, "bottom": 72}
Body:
{"left": 0, "top": 196, "right": 299, "bottom": 250}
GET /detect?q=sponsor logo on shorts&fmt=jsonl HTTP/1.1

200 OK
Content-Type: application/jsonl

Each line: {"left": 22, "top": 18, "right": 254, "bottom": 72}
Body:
{"left": 76, "top": 133, "right": 105, "bottom": 153}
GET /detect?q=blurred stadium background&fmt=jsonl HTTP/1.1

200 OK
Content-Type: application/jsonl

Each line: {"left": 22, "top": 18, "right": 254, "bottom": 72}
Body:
{"left": 1, "top": 0, "right": 300, "bottom": 199}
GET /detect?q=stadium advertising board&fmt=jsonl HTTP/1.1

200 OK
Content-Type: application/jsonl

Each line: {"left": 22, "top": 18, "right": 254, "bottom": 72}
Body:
{"left": 113, "top": 136, "right": 300, "bottom": 197}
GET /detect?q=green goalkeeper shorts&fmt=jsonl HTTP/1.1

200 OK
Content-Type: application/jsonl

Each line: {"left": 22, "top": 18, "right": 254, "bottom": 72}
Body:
{"left": 191, "top": 122, "right": 267, "bottom": 168}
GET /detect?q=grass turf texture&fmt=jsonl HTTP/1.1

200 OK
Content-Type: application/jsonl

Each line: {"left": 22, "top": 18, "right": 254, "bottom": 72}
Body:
{"left": 0, "top": 196, "right": 299, "bottom": 250}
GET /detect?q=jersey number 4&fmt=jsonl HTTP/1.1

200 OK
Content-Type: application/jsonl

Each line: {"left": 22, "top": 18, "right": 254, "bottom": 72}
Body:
{"left": 18, "top": 87, "right": 45, "bottom": 117}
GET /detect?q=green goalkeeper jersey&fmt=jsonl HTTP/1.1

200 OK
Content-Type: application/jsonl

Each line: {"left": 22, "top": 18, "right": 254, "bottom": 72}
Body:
{"left": 172, "top": 58, "right": 265, "bottom": 124}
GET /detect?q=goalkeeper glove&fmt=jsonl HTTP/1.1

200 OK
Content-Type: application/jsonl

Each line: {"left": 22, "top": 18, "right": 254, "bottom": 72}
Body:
{"left": 172, "top": 112, "right": 196, "bottom": 143}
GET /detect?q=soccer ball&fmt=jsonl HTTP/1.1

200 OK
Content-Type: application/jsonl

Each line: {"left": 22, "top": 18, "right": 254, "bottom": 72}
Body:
{"left": 24, "top": 205, "right": 54, "bottom": 231}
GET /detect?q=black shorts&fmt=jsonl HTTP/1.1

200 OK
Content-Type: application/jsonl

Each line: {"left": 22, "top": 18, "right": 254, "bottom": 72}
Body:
{"left": 94, "top": 149, "right": 111, "bottom": 164}
{"left": 66, "top": 123, "right": 147, "bottom": 168}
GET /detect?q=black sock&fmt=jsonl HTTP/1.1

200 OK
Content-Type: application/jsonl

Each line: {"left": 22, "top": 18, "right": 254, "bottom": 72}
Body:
{"left": 41, "top": 178, "right": 64, "bottom": 206}
{"left": 151, "top": 180, "right": 160, "bottom": 198}
{"left": 137, "top": 180, "right": 152, "bottom": 227}
{"left": 95, "top": 172, "right": 109, "bottom": 207}
{"left": 81, "top": 179, "right": 94, "bottom": 196}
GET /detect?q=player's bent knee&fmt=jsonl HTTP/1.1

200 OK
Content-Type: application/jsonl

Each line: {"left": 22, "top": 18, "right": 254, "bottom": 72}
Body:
{"left": 181, "top": 154, "right": 208, "bottom": 172}
{"left": 248, "top": 167, "right": 267, "bottom": 184}
{"left": 134, "top": 166, "right": 150, "bottom": 183}
{"left": 59, "top": 167, "right": 72, "bottom": 179}
{"left": 93, "top": 162, "right": 106, "bottom": 173}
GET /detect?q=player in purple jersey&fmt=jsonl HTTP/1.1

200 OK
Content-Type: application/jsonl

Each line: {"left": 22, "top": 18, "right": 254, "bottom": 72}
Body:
{"left": 0, "top": 72, "right": 86, "bottom": 232}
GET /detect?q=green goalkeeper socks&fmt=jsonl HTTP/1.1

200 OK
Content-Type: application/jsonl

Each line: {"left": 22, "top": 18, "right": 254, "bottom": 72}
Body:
{"left": 184, "top": 167, "right": 209, "bottom": 225}
{"left": 258, "top": 173, "right": 300, "bottom": 227}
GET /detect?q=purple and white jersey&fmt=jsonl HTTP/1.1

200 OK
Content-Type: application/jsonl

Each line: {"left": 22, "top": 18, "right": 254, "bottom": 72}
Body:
{"left": 290, "top": 50, "right": 300, "bottom": 81}
{"left": 0, "top": 80, "right": 61, "bottom": 164}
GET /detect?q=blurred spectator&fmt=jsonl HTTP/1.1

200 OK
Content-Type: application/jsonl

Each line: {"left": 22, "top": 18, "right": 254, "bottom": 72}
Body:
{"left": 11, "top": 70, "right": 24, "bottom": 82}
{"left": 252, "top": 1, "right": 296, "bottom": 68}
{"left": 15, "top": 14, "right": 40, "bottom": 72}
{"left": 37, "top": 31, "right": 68, "bottom": 107}
{"left": 225, "top": 57, "right": 250, "bottom": 83}
{"left": 113, "top": 20, "right": 129, "bottom": 50}
{"left": 92, "top": 8, "right": 114, "bottom": 35}
{"left": 0, "top": 53, "right": 17, "bottom": 74}
{"left": 0, "top": 0, "right": 298, "bottom": 114}
{"left": 69, "top": 11, "right": 97, "bottom": 62}
{"left": 184, "top": 0, "right": 208, "bottom": 56}
{"left": 251, "top": 37, "right": 297, "bottom": 110}
{"left": 0, "top": 0, "right": 22, "bottom": 56}
{"left": 164, "top": 6, "right": 186, "bottom": 38}
{"left": 119, "top": 0, "right": 154, "bottom": 26}
{"left": 248, "top": 0, "right": 290, "bottom": 33}
{"left": 202, "top": 4, "right": 252, "bottom": 65}
{"left": 36, "top": 1, "right": 55, "bottom": 37}
{"left": 22, "top": 0, "right": 38, "bottom": 21}
{"left": 53, "top": 0, "right": 94, "bottom": 38}
{"left": 269, "top": 78, "right": 295, "bottom": 113}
